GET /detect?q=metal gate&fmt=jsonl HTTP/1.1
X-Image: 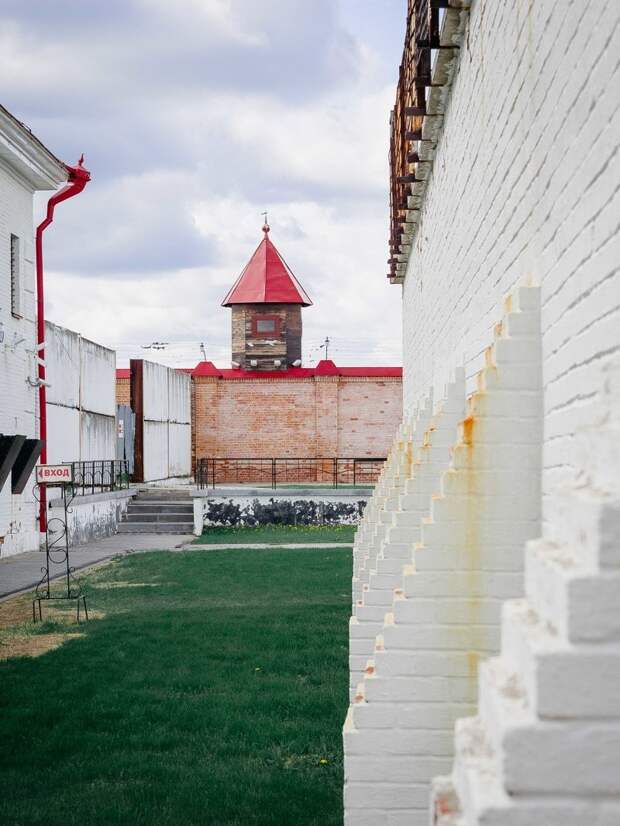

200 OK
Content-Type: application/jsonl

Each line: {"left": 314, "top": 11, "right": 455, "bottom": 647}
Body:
{"left": 116, "top": 404, "right": 135, "bottom": 477}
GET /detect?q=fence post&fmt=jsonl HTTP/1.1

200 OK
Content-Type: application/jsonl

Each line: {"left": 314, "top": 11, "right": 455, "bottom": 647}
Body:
{"left": 272, "top": 458, "right": 276, "bottom": 490}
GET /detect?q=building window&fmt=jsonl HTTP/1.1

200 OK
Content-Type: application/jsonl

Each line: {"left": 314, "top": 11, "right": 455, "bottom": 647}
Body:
{"left": 10, "top": 234, "right": 21, "bottom": 318}
{"left": 252, "top": 315, "right": 280, "bottom": 337}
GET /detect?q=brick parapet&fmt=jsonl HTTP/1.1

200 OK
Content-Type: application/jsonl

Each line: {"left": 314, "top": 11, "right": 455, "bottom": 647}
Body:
{"left": 192, "top": 374, "right": 402, "bottom": 462}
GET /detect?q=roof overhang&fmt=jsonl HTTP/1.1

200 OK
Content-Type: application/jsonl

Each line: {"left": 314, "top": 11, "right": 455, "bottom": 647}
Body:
{"left": 0, "top": 105, "right": 68, "bottom": 191}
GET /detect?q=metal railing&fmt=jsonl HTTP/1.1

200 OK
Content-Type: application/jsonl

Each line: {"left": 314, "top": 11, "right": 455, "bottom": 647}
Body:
{"left": 388, "top": 0, "right": 442, "bottom": 281}
{"left": 65, "top": 459, "right": 130, "bottom": 497}
{"left": 196, "top": 457, "right": 386, "bottom": 490}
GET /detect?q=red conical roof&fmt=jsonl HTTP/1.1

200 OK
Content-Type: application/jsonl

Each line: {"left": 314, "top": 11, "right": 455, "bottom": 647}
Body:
{"left": 222, "top": 224, "right": 312, "bottom": 307}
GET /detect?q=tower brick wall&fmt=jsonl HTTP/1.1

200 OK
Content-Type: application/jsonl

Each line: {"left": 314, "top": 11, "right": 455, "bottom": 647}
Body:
{"left": 231, "top": 303, "right": 302, "bottom": 371}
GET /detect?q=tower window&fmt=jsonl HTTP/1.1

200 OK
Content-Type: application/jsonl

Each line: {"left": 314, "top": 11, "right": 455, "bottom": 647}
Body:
{"left": 10, "top": 234, "right": 21, "bottom": 318}
{"left": 257, "top": 319, "right": 275, "bottom": 333}
{"left": 252, "top": 315, "right": 280, "bottom": 337}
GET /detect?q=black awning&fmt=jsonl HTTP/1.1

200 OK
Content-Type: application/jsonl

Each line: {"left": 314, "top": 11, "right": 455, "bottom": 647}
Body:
{"left": 12, "top": 439, "right": 44, "bottom": 495}
{"left": 0, "top": 434, "right": 26, "bottom": 493}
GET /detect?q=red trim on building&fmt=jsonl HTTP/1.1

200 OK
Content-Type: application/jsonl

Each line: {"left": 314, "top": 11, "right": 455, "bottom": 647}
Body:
{"left": 188, "top": 360, "right": 402, "bottom": 379}
{"left": 117, "top": 361, "right": 402, "bottom": 381}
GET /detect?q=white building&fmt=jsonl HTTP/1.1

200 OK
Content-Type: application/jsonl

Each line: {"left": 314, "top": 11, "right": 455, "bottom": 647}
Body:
{"left": 345, "top": 2, "right": 620, "bottom": 824}
{"left": 0, "top": 105, "right": 67, "bottom": 558}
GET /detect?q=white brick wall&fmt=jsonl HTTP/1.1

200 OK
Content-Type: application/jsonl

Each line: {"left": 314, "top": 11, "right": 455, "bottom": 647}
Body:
{"left": 0, "top": 164, "right": 40, "bottom": 557}
{"left": 0, "top": 110, "right": 67, "bottom": 557}
{"left": 344, "top": 287, "right": 542, "bottom": 825}
{"left": 401, "top": 0, "right": 620, "bottom": 536}
{"left": 348, "top": 2, "right": 620, "bottom": 822}
{"left": 380, "top": 1, "right": 620, "bottom": 823}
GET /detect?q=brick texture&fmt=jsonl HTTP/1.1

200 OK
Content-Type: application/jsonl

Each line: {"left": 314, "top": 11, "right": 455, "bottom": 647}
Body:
{"left": 192, "top": 375, "right": 402, "bottom": 462}
{"left": 379, "top": 2, "right": 620, "bottom": 824}
{"left": 401, "top": 0, "right": 620, "bottom": 536}
{"left": 231, "top": 303, "right": 302, "bottom": 371}
{"left": 344, "top": 287, "right": 542, "bottom": 826}
{"left": 0, "top": 165, "right": 39, "bottom": 557}
{"left": 116, "top": 377, "right": 130, "bottom": 406}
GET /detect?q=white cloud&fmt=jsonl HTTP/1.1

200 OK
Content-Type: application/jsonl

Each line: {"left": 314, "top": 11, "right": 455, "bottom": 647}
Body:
{"left": 4, "top": 0, "right": 404, "bottom": 369}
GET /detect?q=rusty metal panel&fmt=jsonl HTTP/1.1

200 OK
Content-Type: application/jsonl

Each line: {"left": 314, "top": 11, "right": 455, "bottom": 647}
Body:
{"left": 130, "top": 359, "right": 191, "bottom": 481}
{"left": 116, "top": 405, "right": 135, "bottom": 476}
{"left": 388, "top": 0, "right": 439, "bottom": 280}
{"left": 130, "top": 358, "right": 144, "bottom": 483}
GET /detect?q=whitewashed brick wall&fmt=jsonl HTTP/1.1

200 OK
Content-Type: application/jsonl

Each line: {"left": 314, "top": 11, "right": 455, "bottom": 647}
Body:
{"left": 402, "top": 0, "right": 620, "bottom": 536}
{"left": 0, "top": 165, "right": 39, "bottom": 557}
{"left": 387, "top": 0, "right": 620, "bottom": 823}
{"left": 344, "top": 287, "right": 542, "bottom": 825}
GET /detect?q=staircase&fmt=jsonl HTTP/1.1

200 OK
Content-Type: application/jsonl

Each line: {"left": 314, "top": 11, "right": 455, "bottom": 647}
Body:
{"left": 118, "top": 488, "right": 194, "bottom": 535}
{"left": 431, "top": 357, "right": 620, "bottom": 824}
{"left": 344, "top": 286, "right": 543, "bottom": 826}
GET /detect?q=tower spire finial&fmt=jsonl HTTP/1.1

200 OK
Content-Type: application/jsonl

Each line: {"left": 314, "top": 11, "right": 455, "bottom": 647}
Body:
{"left": 261, "top": 210, "right": 270, "bottom": 235}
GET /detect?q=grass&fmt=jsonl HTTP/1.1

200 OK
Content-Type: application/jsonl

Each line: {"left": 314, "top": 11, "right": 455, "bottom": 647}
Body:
{"left": 192, "top": 523, "right": 357, "bottom": 545}
{"left": 0, "top": 547, "right": 352, "bottom": 826}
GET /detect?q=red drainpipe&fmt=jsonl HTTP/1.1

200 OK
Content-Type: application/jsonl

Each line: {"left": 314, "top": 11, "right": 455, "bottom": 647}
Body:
{"left": 36, "top": 155, "right": 91, "bottom": 533}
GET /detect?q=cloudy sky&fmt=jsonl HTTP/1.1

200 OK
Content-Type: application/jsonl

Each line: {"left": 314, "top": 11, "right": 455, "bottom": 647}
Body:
{"left": 2, "top": 0, "right": 405, "bottom": 368}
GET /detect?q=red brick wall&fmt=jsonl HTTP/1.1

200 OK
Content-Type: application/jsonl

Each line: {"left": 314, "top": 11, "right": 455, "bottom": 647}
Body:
{"left": 116, "top": 377, "right": 130, "bottom": 406}
{"left": 192, "top": 375, "right": 402, "bottom": 462}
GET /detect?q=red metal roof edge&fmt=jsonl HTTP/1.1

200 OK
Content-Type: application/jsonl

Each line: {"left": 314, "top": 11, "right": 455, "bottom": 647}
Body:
{"left": 191, "top": 360, "right": 402, "bottom": 379}
{"left": 117, "top": 362, "right": 402, "bottom": 381}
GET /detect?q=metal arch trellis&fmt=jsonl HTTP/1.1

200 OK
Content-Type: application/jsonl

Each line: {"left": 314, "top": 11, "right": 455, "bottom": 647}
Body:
{"left": 32, "top": 481, "right": 88, "bottom": 623}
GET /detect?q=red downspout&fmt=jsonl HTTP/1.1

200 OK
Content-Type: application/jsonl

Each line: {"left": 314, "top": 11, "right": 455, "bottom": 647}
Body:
{"left": 36, "top": 155, "right": 91, "bottom": 533}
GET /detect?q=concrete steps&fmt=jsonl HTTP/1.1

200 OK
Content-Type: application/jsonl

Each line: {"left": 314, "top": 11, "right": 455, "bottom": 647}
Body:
{"left": 118, "top": 488, "right": 193, "bottom": 535}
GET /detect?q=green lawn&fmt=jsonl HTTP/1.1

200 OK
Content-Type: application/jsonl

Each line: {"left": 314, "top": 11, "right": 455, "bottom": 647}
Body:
{"left": 193, "top": 523, "right": 356, "bottom": 545}
{"left": 0, "top": 547, "right": 351, "bottom": 826}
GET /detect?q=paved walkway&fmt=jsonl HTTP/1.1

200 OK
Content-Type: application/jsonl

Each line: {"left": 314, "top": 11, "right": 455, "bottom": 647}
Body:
{"left": 0, "top": 536, "right": 352, "bottom": 600}
{"left": 0, "top": 534, "right": 192, "bottom": 600}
